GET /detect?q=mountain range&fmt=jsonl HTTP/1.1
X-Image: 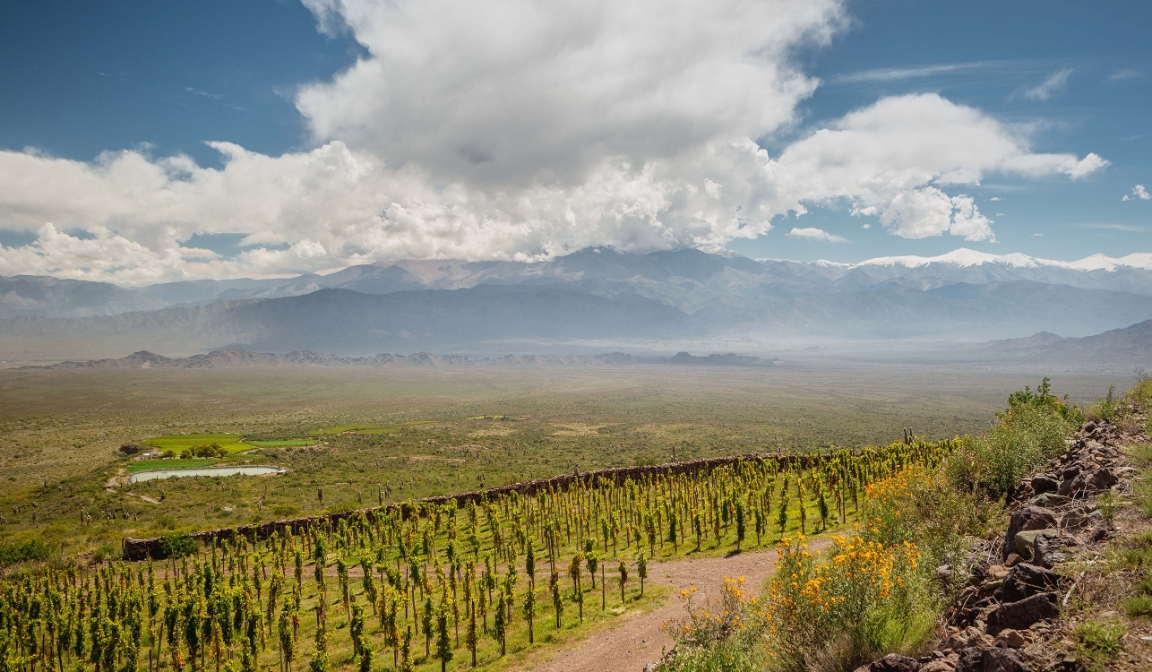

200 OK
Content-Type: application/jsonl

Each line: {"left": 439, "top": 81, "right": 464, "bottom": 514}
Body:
{"left": 4, "top": 247, "right": 1152, "bottom": 358}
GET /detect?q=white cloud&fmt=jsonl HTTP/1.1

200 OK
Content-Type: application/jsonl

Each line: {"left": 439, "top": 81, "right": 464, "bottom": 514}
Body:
{"left": 875, "top": 188, "right": 994, "bottom": 242}
{"left": 0, "top": 3, "right": 1109, "bottom": 282}
{"left": 787, "top": 227, "right": 848, "bottom": 243}
{"left": 1108, "top": 69, "right": 1140, "bottom": 82}
{"left": 296, "top": 0, "right": 844, "bottom": 187}
{"left": 1022, "top": 68, "right": 1072, "bottom": 101}
{"left": 1127, "top": 184, "right": 1151, "bottom": 201}
{"left": 763, "top": 93, "right": 1100, "bottom": 241}
{"left": 832, "top": 61, "right": 991, "bottom": 84}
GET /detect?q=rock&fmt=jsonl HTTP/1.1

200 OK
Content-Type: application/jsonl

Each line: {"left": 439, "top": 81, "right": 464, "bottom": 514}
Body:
{"left": 957, "top": 647, "right": 1032, "bottom": 672}
{"left": 1028, "top": 494, "right": 1070, "bottom": 508}
{"left": 1030, "top": 476, "right": 1059, "bottom": 494}
{"left": 1031, "top": 534, "right": 1069, "bottom": 568}
{"left": 987, "top": 592, "right": 1059, "bottom": 634}
{"left": 1043, "top": 654, "right": 1082, "bottom": 672}
{"left": 871, "top": 653, "right": 921, "bottom": 672}
{"left": 988, "top": 565, "right": 1010, "bottom": 581}
{"left": 996, "top": 629, "right": 1027, "bottom": 649}
{"left": 1004, "top": 507, "right": 1058, "bottom": 559}
{"left": 1014, "top": 529, "right": 1057, "bottom": 561}
{"left": 1004, "top": 554, "right": 1024, "bottom": 568}
{"left": 1002, "top": 563, "right": 1059, "bottom": 603}
{"left": 1059, "top": 468, "right": 1117, "bottom": 497}
{"left": 948, "top": 627, "right": 996, "bottom": 650}
{"left": 1059, "top": 510, "right": 1090, "bottom": 531}
{"left": 920, "top": 660, "right": 956, "bottom": 672}
{"left": 982, "top": 648, "right": 1031, "bottom": 672}
{"left": 956, "top": 648, "right": 984, "bottom": 672}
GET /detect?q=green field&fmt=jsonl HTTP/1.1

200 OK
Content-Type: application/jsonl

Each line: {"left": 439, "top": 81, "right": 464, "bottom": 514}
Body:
{"left": 245, "top": 439, "right": 321, "bottom": 446}
{"left": 141, "top": 432, "right": 250, "bottom": 454}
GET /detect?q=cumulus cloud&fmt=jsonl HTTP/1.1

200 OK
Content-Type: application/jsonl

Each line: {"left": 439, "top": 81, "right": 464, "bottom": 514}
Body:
{"left": 0, "top": 1, "right": 1108, "bottom": 282}
{"left": 787, "top": 227, "right": 848, "bottom": 243}
{"left": 1123, "top": 184, "right": 1150, "bottom": 201}
{"left": 763, "top": 93, "right": 1099, "bottom": 240}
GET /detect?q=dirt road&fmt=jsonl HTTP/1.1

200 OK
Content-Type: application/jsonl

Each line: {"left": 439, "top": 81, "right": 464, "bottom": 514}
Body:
{"left": 521, "top": 539, "right": 830, "bottom": 672}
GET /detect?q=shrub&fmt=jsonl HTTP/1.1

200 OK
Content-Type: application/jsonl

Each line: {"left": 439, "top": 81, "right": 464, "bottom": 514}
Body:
{"left": 180, "top": 442, "right": 226, "bottom": 459}
{"left": 0, "top": 538, "right": 53, "bottom": 566}
{"left": 119, "top": 443, "right": 141, "bottom": 455}
{"left": 157, "top": 533, "right": 198, "bottom": 559}
{"left": 947, "top": 394, "right": 1077, "bottom": 501}
{"left": 763, "top": 535, "right": 932, "bottom": 671}
{"left": 93, "top": 542, "right": 121, "bottom": 563}
{"left": 862, "top": 467, "right": 998, "bottom": 590}
{"left": 1076, "top": 620, "right": 1124, "bottom": 663}
{"left": 661, "top": 578, "right": 765, "bottom": 672}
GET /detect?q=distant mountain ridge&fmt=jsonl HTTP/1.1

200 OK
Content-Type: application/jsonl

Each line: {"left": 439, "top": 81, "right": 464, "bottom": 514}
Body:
{"left": 5, "top": 246, "right": 1152, "bottom": 357}
{"left": 6, "top": 247, "right": 1152, "bottom": 320}
{"left": 981, "top": 319, "right": 1152, "bottom": 361}
{"left": 23, "top": 349, "right": 773, "bottom": 370}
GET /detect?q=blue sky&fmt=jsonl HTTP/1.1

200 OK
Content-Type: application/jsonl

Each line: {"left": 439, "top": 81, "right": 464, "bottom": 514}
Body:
{"left": 0, "top": 0, "right": 1149, "bottom": 281}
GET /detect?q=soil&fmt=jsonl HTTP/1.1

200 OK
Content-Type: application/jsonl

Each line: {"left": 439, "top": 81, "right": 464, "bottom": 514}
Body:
{"left": 519, "top": 538, "right": 832, "bottom": 672}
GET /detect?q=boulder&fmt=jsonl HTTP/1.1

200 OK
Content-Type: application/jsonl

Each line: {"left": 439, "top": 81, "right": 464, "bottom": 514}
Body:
{"left": 995, "top": 629, "right": 1027, "bottom": 649}
{"left": 870, "top": 653, "right": 921, "bottom": 672}
{"left": 1030, "top": 476, "right": 1059, "bottom": 494}
{"left": 1014, "top": 529, "right": 1057, "bottom": 562}
{"left": 1004, "top": 507, "right": 1058, "bottom": 559}
{"left": 1002, "top": 564, "right": 1059, "bottom": 603}
{"left": 919, "top": 661, "right": 956, "bottom": 672}
{"left": 1027, "top": 494, "right": 1069, "bottom": 508}
{"left": 948, "top": 627, "right": 996, "bottom": 650}
{"left": 1058, "top": 468, "right": 1117, "bottom": 497}
{"left": 987, "top": 592, "right": 1059, "bottom": 634}
{"left": 956, "top": 647, "right": 1031, "bottom": 672}
{"left": 1031, "top": 534, "right": 1070, "bottom": 569}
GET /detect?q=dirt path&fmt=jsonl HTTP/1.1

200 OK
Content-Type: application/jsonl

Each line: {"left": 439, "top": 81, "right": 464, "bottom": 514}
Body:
{"left": 520, "top": 539, "right": 831, "bottom": 672}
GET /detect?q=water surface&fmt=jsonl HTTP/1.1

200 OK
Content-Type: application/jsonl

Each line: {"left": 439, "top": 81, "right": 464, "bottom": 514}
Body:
{"left": 129, "top": 465, "right": 285, "bottom": 483}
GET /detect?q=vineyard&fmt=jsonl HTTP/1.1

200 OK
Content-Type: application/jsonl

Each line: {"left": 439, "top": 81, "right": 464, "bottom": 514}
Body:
{"left": 0, "top": 437, "right": 963, "bottom": 672}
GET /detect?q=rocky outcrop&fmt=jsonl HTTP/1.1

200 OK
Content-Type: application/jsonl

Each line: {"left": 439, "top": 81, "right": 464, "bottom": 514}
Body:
{"left": 855, "top": 412, "right": 1146, "bottom": 672}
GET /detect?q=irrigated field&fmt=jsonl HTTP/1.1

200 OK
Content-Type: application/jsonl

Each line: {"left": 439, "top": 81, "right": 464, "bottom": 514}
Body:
{"left": 0, "top": 361, "right": 1130, "bottom": 558}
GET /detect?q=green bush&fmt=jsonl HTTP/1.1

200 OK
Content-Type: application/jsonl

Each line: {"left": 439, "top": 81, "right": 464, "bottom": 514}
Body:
{"left": 946, "top": 380, "right": 1078, "bottom": 500}
{"left": 0, "top": 538, "right": 53, "bottom": 566}
{"left": 180, "top": 442, "right": 226, "bottom": 459}
{"left": 157, "top": 533, "right": 198, "bottom": 559}
{"left": 1076, "top": 621, "right": 1124, "bottom": 662}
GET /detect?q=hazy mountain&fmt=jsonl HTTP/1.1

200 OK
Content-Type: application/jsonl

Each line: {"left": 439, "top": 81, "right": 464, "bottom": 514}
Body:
{"left": 982, "top": 319, "right": 1152, "bottom": 361}
{"left": 0, "top": 275, "right": 167, "bottom": 318}
{"left": 5, "top": 247, "right": 1152, "bottom": 319}
{"left": 5, "top": 247, "right": 1152, "bottom": 358}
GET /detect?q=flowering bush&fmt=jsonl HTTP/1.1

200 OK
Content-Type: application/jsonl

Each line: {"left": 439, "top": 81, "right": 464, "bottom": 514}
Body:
{"left": 662, "top": 577, "right": 766, "bottom": 672}
{"left": 862, "top": 467, "right": 997, "bottom": 586}
{"left": 763, "top": 535, "right": 930, "bottom": 671}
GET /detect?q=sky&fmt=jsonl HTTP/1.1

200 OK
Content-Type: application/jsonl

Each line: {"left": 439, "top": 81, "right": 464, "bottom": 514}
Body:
{"left": 0, "top": 0, "right": 1149, "bottom": 283}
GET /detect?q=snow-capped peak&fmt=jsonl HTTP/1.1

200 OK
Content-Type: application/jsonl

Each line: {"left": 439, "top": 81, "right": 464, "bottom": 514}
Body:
{"left": 847, "top": 248, "right": 1152, "bottom": 272}
{"left": 857, "top": 248, "right": 1040, "bottom": 269}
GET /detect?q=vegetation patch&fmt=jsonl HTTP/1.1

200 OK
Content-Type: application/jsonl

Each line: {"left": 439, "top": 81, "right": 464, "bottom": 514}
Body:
{"left": 316, "top": 420, "right": 436, "bottom": 435}
{"left": 142, "top": 432, "right": 249, "bottom": 455}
